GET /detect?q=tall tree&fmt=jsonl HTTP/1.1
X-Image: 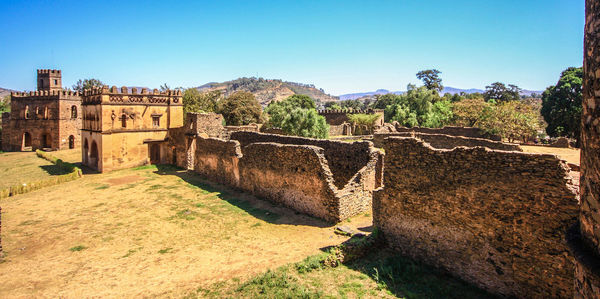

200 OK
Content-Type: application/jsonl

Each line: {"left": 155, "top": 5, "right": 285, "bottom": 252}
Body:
{"left": 416, "top": 69, "right": 443, "bottom": 93}
{"left": 484, "top": 82, "right": 521, "bottom": 102}
{"left": 216, "top": 91, "right": 262, "bottom": 126}
{"left": 72, "top": 79, "right": 104, "bottom": 93}
{"left": 540, "top": 67, "right": 583, "bottom": 142}
{"left": 183, "top": 89, "right": 220, "bottom": 114}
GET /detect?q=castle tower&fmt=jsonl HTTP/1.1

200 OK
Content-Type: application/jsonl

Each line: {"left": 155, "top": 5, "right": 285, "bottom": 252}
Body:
{"left": 37, "top": 69, "right": 62, "bottom": 91}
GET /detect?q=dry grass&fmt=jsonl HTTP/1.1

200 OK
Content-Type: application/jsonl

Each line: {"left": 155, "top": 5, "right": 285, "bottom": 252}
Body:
{"left": 0, "top": 164, "right": 373, "bottom": 298}
{"left": 520, "top": 145, "right": 580, "bottom": 165}
{"left": 49, "top": 148, "right": 82, "bottom": 164}
{"left": 0, "top": 151, "right": 71, "bottom": 189}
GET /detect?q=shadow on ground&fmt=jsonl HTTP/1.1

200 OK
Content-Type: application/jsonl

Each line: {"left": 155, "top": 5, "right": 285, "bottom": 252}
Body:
{"left": 153, "top": 164, "right": 331, "bottom": 228}
{"left": 39, "top": 164, "right": 72, "bottom": 176}
{"left": 321, "top": 236, "right": 498, "bottom": 299}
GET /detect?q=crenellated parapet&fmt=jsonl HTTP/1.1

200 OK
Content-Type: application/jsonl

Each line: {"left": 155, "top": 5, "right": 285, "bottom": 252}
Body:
{"left": 36, "top": 69, "right": 61, "bottom": 75}
{"left": 317, "top": 108, "right": 384, "bottom": 114}
{"left": 11, "top": 90, "right": 80, "bottom": 99}
{"left": 82, "top": 85, "right": 182, "bottom": 105}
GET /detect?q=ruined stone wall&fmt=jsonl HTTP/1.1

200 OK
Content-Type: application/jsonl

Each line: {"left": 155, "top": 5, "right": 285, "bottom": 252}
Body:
{"left": 186, "top": 113, "right": 226, "bottom": 138}
{"left": 373, "top": 137, "right": 578, "bottom": 298}
{"left": 230, "top": 131, "right": 373, "bottom": 189}
{"left": 573, "top": 1, "right": 600, "bottom": 297}
{"left": 394, "top": 125, "right": 501, "bottom": 141}
{"left": 190, "top": 135, "right": 381, "bottom": 222}
{"left": 373, "top": 132, "right": 522, "bottom": 151}
{"left": 194, "top": 137, "right": 242, "bottom": 187}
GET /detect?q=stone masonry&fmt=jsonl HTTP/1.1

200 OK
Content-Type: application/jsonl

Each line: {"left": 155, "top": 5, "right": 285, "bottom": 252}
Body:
{"left": 373, "top": 137, "right": 578, "bottom": 298}
{"left": 572, "top": 1, "right": 600, "bottom": 297}
{"left": 2, "top": 70, "right": 81, "bottom": 151}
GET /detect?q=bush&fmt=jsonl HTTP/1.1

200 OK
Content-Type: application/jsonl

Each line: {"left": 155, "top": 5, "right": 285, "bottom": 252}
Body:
{"left": 265, "top": 95, "right": 329, "bottom": 138}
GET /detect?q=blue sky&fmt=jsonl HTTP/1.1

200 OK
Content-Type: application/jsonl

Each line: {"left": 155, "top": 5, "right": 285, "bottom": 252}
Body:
{"left": 0, "top": 0, "right": 584, "bottom": 95}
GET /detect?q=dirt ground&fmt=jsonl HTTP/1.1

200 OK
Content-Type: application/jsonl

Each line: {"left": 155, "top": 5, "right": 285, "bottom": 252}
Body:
{"left": 0, "top": 163, "right": 372, "bottom": 298}
{"left": 520, "top": 145, "right": 580, "bottom": 165}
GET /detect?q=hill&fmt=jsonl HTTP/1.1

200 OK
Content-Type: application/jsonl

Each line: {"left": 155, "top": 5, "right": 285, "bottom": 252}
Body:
{"left": 196, "top": 77, "right": 339, "bottom": 106}
{"left": 0, "top": 87, "right": 14, "bottom": 98}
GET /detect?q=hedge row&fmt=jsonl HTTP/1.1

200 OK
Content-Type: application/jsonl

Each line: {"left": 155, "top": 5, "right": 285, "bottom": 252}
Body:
{"left": 0, "top": 151, "right": 83, "bottom": 199}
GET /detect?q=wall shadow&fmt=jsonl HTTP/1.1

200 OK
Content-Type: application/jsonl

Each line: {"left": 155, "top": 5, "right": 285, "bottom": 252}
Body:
{"left": 153, "top": 164, "right": 332, "bottom": 228}
{"left": 318, "top": 237, "right": 498, "bottom": 299}
{"left": 38, "top": 164, "right": 71, "bottom": 176}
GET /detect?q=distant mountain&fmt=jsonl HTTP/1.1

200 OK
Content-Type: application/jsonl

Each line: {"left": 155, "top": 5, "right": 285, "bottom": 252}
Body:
{"left": 0, "top": 87, "right": 14, "bottom": 98}
{"left": 338, "top": 86, "right": 544, "bottom": 100}
{"left": 196, "top": 77, "right": 339, "bottom": 106}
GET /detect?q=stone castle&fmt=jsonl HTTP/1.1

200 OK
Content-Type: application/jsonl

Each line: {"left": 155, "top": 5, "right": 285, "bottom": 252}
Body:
{"left": 3, "top": 5, "right": 600, "bottom": 294}
{"left": 2, "top": 70, "right": 81, "bottom": 151}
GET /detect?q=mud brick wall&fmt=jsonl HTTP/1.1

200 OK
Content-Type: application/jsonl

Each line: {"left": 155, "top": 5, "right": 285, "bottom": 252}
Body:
{"left": 230, "top": 131, "right": 373, "bottom": 189}
{"left": 191, "top": 135, "right": 381, "bottom": 222}
{"left": 373, "top": 137, "right": 578, "bottom": 298}
{"left": 574, "top": 1, "right": 600, "bottom": 297}
{"left": 186, "top": 113, "right": 226, "bottom": 138}
{"left": 373, "top": 132, "right": 522, "bottom": 151}
{"left": 394, "top": 125, "right": 501, "bottom": 141}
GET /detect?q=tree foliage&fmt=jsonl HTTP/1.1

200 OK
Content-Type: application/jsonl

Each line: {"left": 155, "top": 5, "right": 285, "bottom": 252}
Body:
{"left": 216, "top": 91, "right": 263, "bottom": 126}
{"left": 183, "top": 89, "right": 220, "bottom": 115}
{"left": 72, "top": 79, "right": 104, "bottom": 93}
{"left": 540, "top": 67, "right": 583, "bottom": 141}
{"left": 483, "top": 82, "right": 521, "bottom": 102}
{"left": 0, "top": 95, "right": 10, "bottom": 113}
{"left": 348, "top": 113, "right": 381, "bottom": 135}
{"left": 264, "top": 94, "right": 329, "bottom": 138}
{"left": 382, "top": 85, "right": 453, "bottom": 128}
{"left": 416, "top": 69, "right": 443, "bottom": 93}
{"left": 451, "top": 98, "right": 542, "bottom": 143}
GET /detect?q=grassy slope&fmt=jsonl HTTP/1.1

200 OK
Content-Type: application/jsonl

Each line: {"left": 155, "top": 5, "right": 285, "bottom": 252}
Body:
{"left": 0, "top": 151, "right": 71, "bottom": 189}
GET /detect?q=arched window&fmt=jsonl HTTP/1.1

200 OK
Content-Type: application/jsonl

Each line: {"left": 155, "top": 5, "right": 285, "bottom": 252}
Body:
{"left": 71, "top": 105, "right": 77, "bottom": 119}
{"left": 68, "top": 135, "right": 75, "bottom": 149}
{"left": 24, "top": 106, "right": 30, "bottom": 119}
{"left": 35, "top": 106, "right": 40, "bottom": 118}
{"left": 121, "top": 114, "right": 127, "bottom": 128}
{"left": 44, "top": 106, "right": 48, "bottom": 119}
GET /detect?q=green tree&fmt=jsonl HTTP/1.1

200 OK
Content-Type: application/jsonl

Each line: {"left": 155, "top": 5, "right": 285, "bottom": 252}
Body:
{"left": 348, "top": 113, "right": 381, "bottom": 135}
{"left": 416, "top": 69, "right": 443, "bottom": 93}
{"left": 0, "top": 95, "right": 11, "bottom": 113}
{"left": 540, "top": 67, "right": 583, "bottom": 142}
{"left": 451, "top": 98, "right": 492, "bottom": 127}
{"left": 72, "top": 79, "right": 104, "bottom": 93}
{"left": 384, "top": 84, "right": 451, "bottom": 128}
{"left": 372, "top": 93, "right": 401, "bottom": 109}
{"left": 264, "top": 94, "right": 329, "bottom": 138}
{"left": 183, "top": 89, "right": 220, "bottom": 114}
{"left": 484, "top": 82, "right": 521, "bottom": 102}
{"left": 217, "top": 91, "right": 263, "bottom": 126}
{"left": 324, "top": 101, "right": 342, "bottom": 110}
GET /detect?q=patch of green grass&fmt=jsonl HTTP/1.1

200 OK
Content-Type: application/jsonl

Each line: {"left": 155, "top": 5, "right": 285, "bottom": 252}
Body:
{"left": 295, "top": 254, "right": 327, "bottom": 274}
{"left": 250, "top": 222, "right": 262, "bottom": 228}
{"left": 170, "top": 209, "right": 199, "bottom": 221}
{"left": 18, "top": 219, "right": 42, "bottom": 226}
{"left": 121, "top": 247, "right": 142, "bottom": 258}
{"left": 158, "top": 248, "right": 173, "bottom": 254}
{"left": 146, "top": 184, "right": 163, "bottom": 191}
{"left": 133, "top": 165, "right": 157, "bottom": 171}
{"left": 95, "top": 184, "right": 110, "bottom": 190}
{"left": 69, "top": 245, "right": 87, "bottom": 252}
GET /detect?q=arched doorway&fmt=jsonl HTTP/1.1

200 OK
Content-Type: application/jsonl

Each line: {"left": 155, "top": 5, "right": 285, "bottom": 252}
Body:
{"left": 90, "top": 141, "right": 99, "bottom": 169}
{"left": 150, "top": 144, "right": 160, "bottom": 164}
{"left": 83, "top": 139, "right": 89, "bottom": 165}
{"left": 22, "top": 132, "right": 32, "bottom": 149}
{"left": 68, "top": 135, "right": 75, "bottom": 149}
{"left": 41, "top": 133, "right": 51, "bottom": 148}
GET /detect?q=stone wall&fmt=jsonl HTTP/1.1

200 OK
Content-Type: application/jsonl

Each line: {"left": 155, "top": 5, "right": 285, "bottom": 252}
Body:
{"left": 394, "top": 125, "right": 502, "bottom": 141}
{"left": 191, "top": 134, "right": 382, "bottom": 222}
{"left": 573, "top": 1, "right": 600, "bottom": 297}
{"left": 373, "top": 132, "right": 522, "bottom": 151}
{"left": 373, "top": 137, "right": 578, "bottom": 298}
{"left": 230, "top": 131, "right": 373, "bottom": 189}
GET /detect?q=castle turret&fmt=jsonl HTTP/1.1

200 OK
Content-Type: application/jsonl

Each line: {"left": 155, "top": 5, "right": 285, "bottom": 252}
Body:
{"left": 37, "top": 69, "right": 62, "bottom": 91}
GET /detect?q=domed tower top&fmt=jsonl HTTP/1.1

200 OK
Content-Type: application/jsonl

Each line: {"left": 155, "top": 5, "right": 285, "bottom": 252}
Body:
{"left": 37, "top": 69, "right": 62, "bottom": 91}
